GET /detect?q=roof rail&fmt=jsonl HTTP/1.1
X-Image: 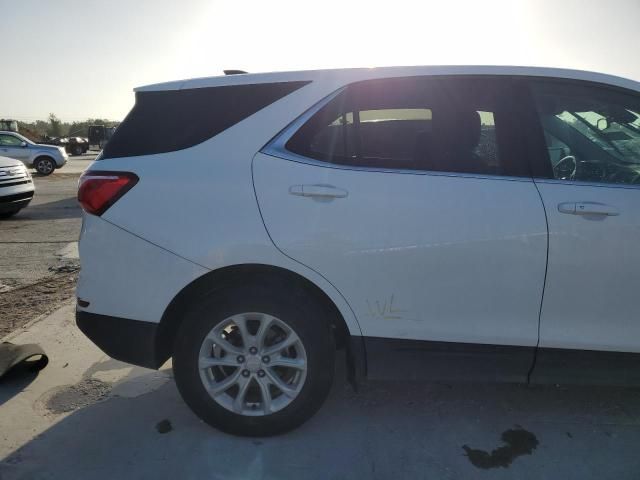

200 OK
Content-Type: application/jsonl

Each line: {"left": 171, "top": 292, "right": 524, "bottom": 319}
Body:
{"left": 223, "top": 69, "right": 248, "bottom": 75}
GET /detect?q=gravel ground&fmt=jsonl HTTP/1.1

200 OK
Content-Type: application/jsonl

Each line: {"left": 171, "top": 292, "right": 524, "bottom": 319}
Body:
{"left": 0, "top": 159, "right": 90, "bottom": 338}
{"left": 0, "top": 269, "right": 78, "bottom": 338}
{"left": 44, "top": 378, "right": 112, "bottom": 414}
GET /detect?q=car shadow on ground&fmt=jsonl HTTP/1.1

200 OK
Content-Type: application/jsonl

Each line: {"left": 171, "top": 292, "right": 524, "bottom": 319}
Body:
{"left": 8, "top": 197, "right": 80, "bottom": 222}
{"left": 2, "top": 359, "right": 640, "bottom": 480}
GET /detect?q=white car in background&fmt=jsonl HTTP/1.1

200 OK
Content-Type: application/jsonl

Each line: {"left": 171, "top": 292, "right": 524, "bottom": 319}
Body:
{"left": 0, "top": 131, "right": 68, "bottom": 175}
{"left": 76, "top": 65, "right": 640, "bottom": 436}
{"left": 0, "top": 155, "right": 34, "bottom": 218}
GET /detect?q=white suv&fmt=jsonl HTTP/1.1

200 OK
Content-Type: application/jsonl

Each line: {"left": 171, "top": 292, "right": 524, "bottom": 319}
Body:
{"left": 76, "top": 66, "right": 640, "bottom": 436}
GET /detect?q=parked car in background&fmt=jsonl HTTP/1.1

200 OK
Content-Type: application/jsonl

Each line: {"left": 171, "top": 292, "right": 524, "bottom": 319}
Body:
{"left": 0, "top": 155, "right": 34, "bottom": 218}
{"left": 39, "top": 136, "right": 90, "bottom": 156}
{"left": 87, "top": 125, "right": 117, "bottom": 150}
{"left": 0, "top": 131, "right": 67, "bottom": 175}
{"left": 76, "top": 65, "right": 640, "bottom": 437}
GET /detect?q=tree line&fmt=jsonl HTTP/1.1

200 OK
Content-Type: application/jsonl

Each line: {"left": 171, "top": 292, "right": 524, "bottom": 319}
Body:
{"left": 18, "top": 114, "right": 119, "bottom": 139}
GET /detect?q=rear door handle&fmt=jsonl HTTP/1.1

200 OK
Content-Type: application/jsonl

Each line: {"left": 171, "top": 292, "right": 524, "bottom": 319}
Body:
{"left": 289, "top": 184, "right": 348, "bottom": 199}
{"left": 558, "top": 202, "right": 619, "bottom": 216}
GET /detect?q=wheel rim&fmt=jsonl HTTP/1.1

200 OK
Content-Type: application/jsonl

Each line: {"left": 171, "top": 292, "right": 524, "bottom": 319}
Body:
{"left": 37, "top": 159, "right": 53, "bottom": 174}
{"left": 198, "top": 312, "right": 308, "bottom": 417}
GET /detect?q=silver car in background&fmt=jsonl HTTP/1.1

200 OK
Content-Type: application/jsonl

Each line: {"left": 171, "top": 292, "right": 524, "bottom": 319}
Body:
{"left": 0, "top": 131, "right": 67, "bottom": 175}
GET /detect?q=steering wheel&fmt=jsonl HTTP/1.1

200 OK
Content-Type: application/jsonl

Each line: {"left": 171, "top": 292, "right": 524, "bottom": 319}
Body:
{"left": 554, "top": 155, "right": 577, "bottom": 180}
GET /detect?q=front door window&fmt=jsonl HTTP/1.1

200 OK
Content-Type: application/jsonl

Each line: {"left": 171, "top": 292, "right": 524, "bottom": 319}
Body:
{"left": 0, "top": 134, "right": 23, "bottom": 147}
{"left": 532, "top": 81, "right": 640, "bottom": 185}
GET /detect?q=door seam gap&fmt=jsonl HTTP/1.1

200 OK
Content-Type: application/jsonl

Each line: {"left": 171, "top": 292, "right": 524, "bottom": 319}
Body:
{"left": 528, "top": 179, "right": 550, "bottom": 383}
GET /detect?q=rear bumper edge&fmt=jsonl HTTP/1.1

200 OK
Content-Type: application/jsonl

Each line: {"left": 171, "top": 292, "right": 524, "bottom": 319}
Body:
{"left": 76, "top": 308, "right": 161, "bottom": 369}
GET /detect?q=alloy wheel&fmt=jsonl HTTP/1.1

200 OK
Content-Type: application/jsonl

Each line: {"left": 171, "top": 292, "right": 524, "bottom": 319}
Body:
{"left": 36, "top": 158, "right": 54, "bottom": 175}
{"left": 198, "top": 312, "right": 308, "bottom": 416}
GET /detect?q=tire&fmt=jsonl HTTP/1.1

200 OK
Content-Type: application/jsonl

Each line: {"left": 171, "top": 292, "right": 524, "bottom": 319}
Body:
{"left": 34, "top": 157, "right": 55, "bottom": 176}
{"left": 71, "top": 144, "right": 83, "bottom": 156}
{"left": 173, "top": 281, "right": 335, "bottom": 436}
{"left": 0, "top": 209, "right": 20, "bottom": 219}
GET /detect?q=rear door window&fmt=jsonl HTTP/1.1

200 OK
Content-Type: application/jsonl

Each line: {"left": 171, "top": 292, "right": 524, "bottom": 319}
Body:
{"left": 285, "top": 76, "right": 525, "bottom": 176}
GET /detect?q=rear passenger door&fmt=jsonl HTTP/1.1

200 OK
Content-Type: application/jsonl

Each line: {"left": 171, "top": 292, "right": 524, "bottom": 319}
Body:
{"left": 254, "top": 76, "right": 548, "bottom": 380}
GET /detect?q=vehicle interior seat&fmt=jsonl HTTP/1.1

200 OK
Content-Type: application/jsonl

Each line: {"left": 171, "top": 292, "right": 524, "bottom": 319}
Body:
{"left": 414, "top": 109, "right": 484, "bottom": 174}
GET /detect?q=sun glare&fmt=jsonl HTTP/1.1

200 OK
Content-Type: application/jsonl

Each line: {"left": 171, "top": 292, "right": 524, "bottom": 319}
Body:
{"left": 167, "top": 0, "right": 532, "bottom": 78}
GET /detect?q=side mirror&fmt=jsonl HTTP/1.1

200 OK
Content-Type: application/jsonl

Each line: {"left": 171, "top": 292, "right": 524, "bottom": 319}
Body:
{"left": 20, "top": 141, "right": 27, "bottom": 147}
{"left": 596, "top": 118, "right": 609, "bottom": 131}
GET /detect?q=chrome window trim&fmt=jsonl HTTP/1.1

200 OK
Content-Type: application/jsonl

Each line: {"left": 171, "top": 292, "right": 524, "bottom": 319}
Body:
{"left": 261, "top": 87, "right": 532, "bottom": 183}
{"left": 261, "top": 149, "right": 532, "bottom": 183}
{"left": 262, "top": 87, "right": 346, "bottom": 157}
{"left": 534, "top": 177, "right": 640, "bottom": 191}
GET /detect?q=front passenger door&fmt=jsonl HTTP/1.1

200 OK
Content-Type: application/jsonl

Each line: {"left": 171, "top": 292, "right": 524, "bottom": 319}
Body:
{"left": 527, "top": 78, "right": 640, "bottom": 384}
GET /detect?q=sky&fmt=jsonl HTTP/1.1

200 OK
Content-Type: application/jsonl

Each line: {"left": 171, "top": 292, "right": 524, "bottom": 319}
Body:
{"left": 2, "top": 0, "right": 639, "bottom": 122}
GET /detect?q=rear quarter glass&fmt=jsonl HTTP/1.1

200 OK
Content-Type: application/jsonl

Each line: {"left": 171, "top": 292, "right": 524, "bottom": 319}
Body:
{"left": 100, "top": 81, "right": 310, "bottom": 160}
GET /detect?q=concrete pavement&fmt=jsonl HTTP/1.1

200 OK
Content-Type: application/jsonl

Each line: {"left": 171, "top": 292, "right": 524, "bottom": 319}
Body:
{"left": 0, "top": 173, "right": 82, "bottom": 293}
{"left": 0, "top": 156, "right": 85, "bottom": 336}
{"left": 56, "top": 153, "right": 95, "bottom": 175}
{"left": 2, "top": 302, "right": 640, "bottom": 479}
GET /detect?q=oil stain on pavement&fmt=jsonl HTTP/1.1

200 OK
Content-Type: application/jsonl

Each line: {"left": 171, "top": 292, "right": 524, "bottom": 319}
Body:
{"left": 462, "top": 426, "right": 539, "bottom": 469}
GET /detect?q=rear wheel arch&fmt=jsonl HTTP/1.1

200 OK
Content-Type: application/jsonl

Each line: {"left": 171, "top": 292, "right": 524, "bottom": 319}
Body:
{"left": 156, "top": 264, "right": 358, "bottom": 368}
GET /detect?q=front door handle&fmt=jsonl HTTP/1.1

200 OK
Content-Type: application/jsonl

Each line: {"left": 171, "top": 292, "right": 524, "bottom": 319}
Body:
{"left": 289, "top": 184, "right": 348, "bottom": 199}
{"left": 558, "top": 202, "right": 619, "bottom": 216}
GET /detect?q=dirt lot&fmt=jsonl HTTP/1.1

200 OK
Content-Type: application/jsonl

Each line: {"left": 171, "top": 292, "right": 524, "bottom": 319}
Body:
{"left": 0, "top": 157, "right": 92, "bottom": 336}
{"left": 0, "top": 270, "right": 78, "bottom": 338}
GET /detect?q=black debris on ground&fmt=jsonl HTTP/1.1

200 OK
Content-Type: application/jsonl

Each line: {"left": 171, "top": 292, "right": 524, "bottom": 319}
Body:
{"left": 156, "top": 419, "right": 173, "bottom": 434}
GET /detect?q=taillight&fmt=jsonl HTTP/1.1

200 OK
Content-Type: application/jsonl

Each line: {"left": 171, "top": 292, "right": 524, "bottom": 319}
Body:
{"left": 78, "top": 171, "right": 138, "bottom": 216}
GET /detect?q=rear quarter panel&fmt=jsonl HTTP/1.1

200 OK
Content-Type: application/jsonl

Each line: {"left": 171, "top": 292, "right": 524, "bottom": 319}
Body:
{"left": 83, "top": 80, "right": 364, "bottom": 334}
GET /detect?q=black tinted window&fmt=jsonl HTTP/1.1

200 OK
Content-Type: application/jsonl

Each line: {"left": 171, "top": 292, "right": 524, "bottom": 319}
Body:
{"left": 286, "top": 76, "right": 519, "bottom": 175}
{"left": 101, "top": 81, "right": 309, "bottom": 160}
